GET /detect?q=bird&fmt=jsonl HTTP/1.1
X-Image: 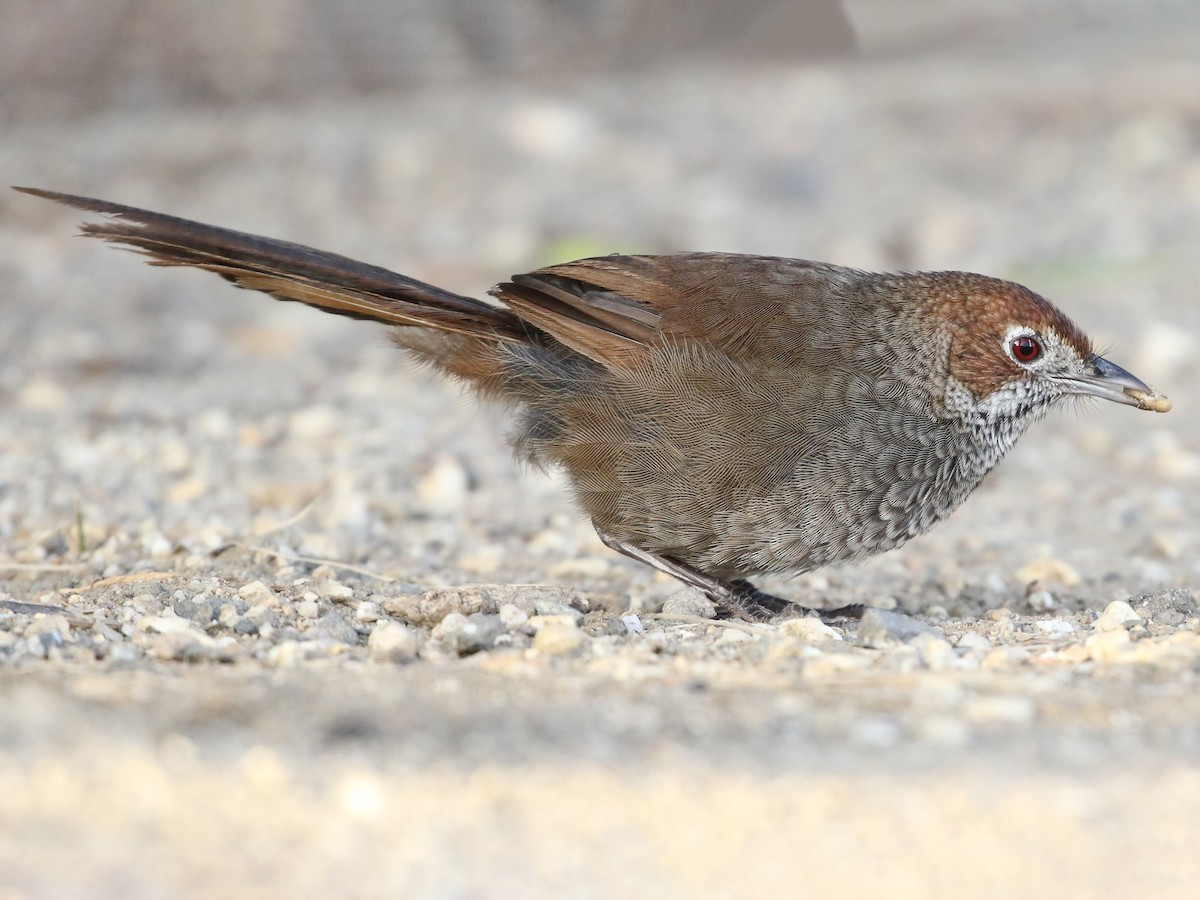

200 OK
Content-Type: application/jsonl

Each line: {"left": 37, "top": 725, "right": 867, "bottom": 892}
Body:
{"left": 14, "top": 187, "right": 1171, "bottom": 620}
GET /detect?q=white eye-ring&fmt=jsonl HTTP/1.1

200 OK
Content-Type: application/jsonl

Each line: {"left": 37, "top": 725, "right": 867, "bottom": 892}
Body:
{"left": 1004, "top": 326, "right": 1043, "bottom": 365}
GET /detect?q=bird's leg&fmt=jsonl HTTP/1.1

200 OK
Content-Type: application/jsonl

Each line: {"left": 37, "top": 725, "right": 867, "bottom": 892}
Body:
{"left": 594, "top": 525, "right": 863, "bottom": 622}
{"left": 729, "top": 578, "right": 866, "bottom": 621}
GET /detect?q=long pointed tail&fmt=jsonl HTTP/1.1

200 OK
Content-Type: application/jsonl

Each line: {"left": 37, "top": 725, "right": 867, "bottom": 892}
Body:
{"left": 14, "top": 187, "right": 526, "bottom": 342}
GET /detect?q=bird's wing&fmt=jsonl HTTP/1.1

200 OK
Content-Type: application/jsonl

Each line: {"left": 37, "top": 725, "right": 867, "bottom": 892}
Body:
{"left": 494, "top": 253, "right": 860, "bottom": 368}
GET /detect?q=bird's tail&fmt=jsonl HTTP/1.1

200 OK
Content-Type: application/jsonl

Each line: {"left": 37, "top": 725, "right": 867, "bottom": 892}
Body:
{"left": 13, "top": 187, "right": 527, "bottom": 343}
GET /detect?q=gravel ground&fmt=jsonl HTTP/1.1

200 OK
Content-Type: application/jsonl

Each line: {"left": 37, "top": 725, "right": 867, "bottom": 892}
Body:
{"left": 2, "top": 6, "right": 1200, "bottom": 899}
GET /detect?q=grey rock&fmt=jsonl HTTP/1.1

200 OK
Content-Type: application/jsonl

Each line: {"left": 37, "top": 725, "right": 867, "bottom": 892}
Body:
{"left": 431, "top": 612, "right": 506, "bottom": 656}
{"left": 857, "top": 608, "right": 944, "bottom": 649}
{"left": 1130, "top": 589, "right": 1195, "bottom": 627}
{"left": 661, "top": 589, "right": 718, "bottom": 618}
{"left": 173, "top": 594, "right": 217, "bottom": 625}
{"left": 307, "top": 612, "right": 360, "bottom": 645}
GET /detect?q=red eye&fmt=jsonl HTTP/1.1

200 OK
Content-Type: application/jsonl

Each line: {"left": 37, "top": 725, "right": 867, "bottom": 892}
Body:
{"left": 1011, "top": 335, "right": 1041, "bottom": 362}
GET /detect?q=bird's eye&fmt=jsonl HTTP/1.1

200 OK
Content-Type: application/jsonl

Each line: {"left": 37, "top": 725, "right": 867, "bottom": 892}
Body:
{"left": 1010, "top": 335, "right": 1041, "bottom": 363}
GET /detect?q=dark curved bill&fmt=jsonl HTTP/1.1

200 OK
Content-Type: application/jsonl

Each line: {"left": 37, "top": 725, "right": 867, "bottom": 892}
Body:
{"left": 1055, "top": 355, "right": 1171, "bottom": 412}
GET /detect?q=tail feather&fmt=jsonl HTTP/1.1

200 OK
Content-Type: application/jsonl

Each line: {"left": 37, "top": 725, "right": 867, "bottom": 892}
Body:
{"left": 13, "top": 187, "right": 527, "bottom": 341}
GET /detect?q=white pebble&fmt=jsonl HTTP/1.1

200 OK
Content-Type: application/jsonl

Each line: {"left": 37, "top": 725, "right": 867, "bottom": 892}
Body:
{"left": 778, "top": 617, "right": 842, "bottom": 642}
{"left": 530, "top": 616, "right": 585, "bottom": 655}
{"left": 354, "top": 601, "right": 381, "bottom": 623}
{"left": 1094, "top": 600, "right": 1142, "bottom": 632}
{"left": 1027, "top": 590, "right": 1057, "bottom": 612}
{"left": 716, "top": 628, "right": 754, "bottom": 645}
{"left": 498, "top": 603, "right": 529, "bottom": 629}
{"left": 955, "top": 633, "right": 992, "bottom": 652}
{"left": 367, "top": 621, "right": 420, "bottom": 662}
{"left": 1033, "top": 619, "right": 1076, "bottom": 637}
{"left": 315, "top": 579, "right": 354, "bottom": 601}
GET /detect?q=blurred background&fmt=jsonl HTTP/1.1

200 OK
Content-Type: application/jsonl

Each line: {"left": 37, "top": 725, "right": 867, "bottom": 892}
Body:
{"left": 4, "top": 0, "right": 1198, "bottom": 281}
{"left": 2, "top": 2, "right": 1200, "bottom": 898}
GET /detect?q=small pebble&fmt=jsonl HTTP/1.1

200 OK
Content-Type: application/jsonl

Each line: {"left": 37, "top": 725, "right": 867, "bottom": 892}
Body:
{"left": 430, "top": 612, "right": 469, "bottom": 641}
{"left": 532, "top": 599, "right": 585, "bottom": 621}
{"left": 367, "top": 622, "right": 420, "bottom": 662}
{"left": 530, "top": 616, "right": 585, "bottom": 655}
{"left": 779, "top": 617, "right": 842, "bottom": 642}
{"left": 715, "top": 627, "right": 755, "bottom": 645}
{"left": 955, "top": 633, "right": 992, "bottom": 651}
{"left": 619, "top": 613, "right": 644, "bottom": 635}
{"left": 430, "top": 612, "right": 505, "bottom": 656}
{"left": 1086, "top": 628, "right": 1132, "bottom": 661}
{"left": 354, "top": 601, "right": 381, "bottom": 623}
{"left": 315, "top": 580, "right": 354, "bottom": 601}
{"left": 498, "top": 603, "right": 529, "bottom": 630}
{"left": 1094, "top": 600, "right": 1142, "bottom": 632}
{"left": 173, "top": 595, "right": 216, "bottom": 625}
{"left": 266, "top": 641, "right": 304, "bottom": 667}
{"left": 1027, "top": 590, "right": 1057, "bottom": 613}
{"left": 913, "top": 633, "right": 955, "bottom": 669}
{"left": 1033, "top": 619, "right": 1076, "bottom": 637}
{"left": 146, "top": 631, "right": 206, "bottom": 662}
{"left": 660, "top": 589, "right": 718, "bottom": 618}
{"left": 857, "top": 608, "right": 944, "bottom": 648}
{"left": 1017, "top": 557, "right": 1081, "bottom": 587}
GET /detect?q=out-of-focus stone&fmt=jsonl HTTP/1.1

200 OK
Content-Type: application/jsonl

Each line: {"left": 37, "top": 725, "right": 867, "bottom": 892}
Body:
{"left": 529, "top": 615, "right": 586, "bottom": 655}
{"left": 413, "top": 455, "right": 470, "bottom": 514}
{"left": 660, "top": 589, "right": 718, "bottom": 619}
{"left": 367, "top": 621, "right": 420, "bottom": 662}
{"left": 1094, "top": 600, "right": 1142, "bottom": 632}
{"left": 857, "top": 608, "right": 943, "bottom": 648}
{"left": 384, "top": 584, "right": 589, "bottom": 627}
{"left": 779, "top": 617, "right": 842, "bottom": 642}
{"left": 1086, "top": 628, "right": 1133, "bottom": 661}
{"left": 1017, "top": 557, "right": 1081, "bottom": 587}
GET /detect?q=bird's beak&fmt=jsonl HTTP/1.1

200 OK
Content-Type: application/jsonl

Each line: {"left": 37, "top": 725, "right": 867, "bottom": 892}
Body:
{"left": 1056, "top": 355, "right": 1172, "bottom": 412}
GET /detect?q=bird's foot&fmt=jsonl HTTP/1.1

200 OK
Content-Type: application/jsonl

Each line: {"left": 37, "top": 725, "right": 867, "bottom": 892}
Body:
{"left": 593, "top": 524, "right": 864, "bottom": 623}
{"left": 726, "top": 579, "right": 865, "bottom": 623}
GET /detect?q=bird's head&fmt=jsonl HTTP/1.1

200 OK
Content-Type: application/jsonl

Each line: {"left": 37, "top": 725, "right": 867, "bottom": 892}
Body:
{"left": 914, "top": 272, "right": 1171, "bottom": 419}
